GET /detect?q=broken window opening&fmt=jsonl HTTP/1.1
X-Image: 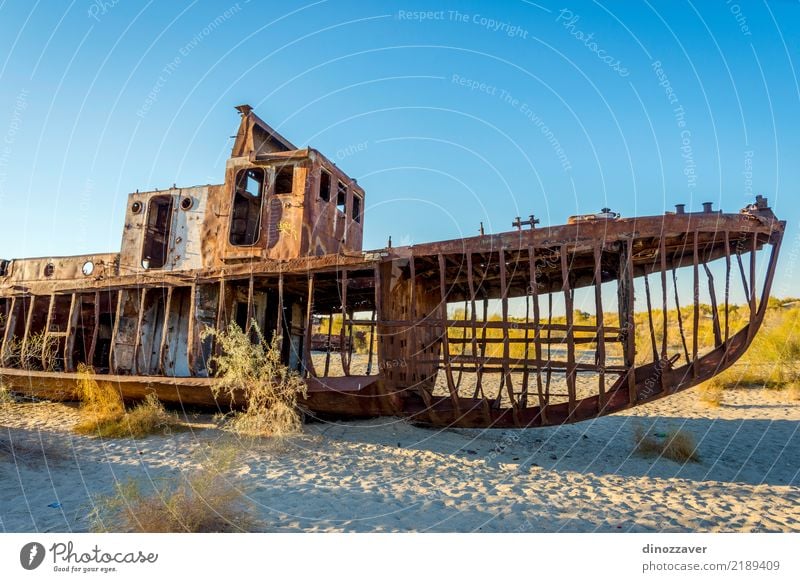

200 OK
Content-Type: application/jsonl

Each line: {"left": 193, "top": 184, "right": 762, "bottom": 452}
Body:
{"left": 352, "top": 195, "right": 362, "bottom": 223}
{"left": 336, "top": 181, "right": 347, "bottom": 215}
{"left": 142, "top": 195, "right": 174, "bottom": 269}
{"left": 230, "top": 168, "right": 265, "bottom": 247}
{"left": 319, "top": 169, "right": 331, "bottom": 202}
{"left": 275, "top": 165, "right": 294, "bottom": 195}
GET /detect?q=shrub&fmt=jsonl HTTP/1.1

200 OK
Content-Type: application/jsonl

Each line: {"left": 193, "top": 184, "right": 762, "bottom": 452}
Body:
{"left": 697, "top": 378, "right": 724, "bottom": 407}
{"left": 634, "top": 426, "right": 700, "bottom": 463}
{"left": 21, "top": 330, "right": 59, "bottom": 371}
{"left": 203, "top": 322, "right": 308, "bottom": 438}
{"left": 89, "top": 445, "right": 254, "bottom": 532}
{"left": 0, "top": 383, "right": 16, "bottom": 407}
{"left": 74, "top": 365, "right": 181, "bottom": 438}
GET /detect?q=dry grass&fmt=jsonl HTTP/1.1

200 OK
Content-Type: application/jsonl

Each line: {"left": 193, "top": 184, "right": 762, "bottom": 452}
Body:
{"left": 73, "top": 365, "right": 181, "bottom": 438}
{"left": 0, "top": 383, "right": 16, "bottom": 407}
{"left": 203, "top": 322, "right": 308, "bottom": 438}
{"left": 89, "top": 444, "right": 255, "bottom": 532}
{"left": 21, "top": 330, "right": 59, "bottom": 371}
{"left": 698, "top": 379, "right": 724, "bottom": 407}
{"left": 634, "top": 427, "right": 701, "bottom": 463}
{"left": 787, "top": 383, "right": 800, "bottom": 402}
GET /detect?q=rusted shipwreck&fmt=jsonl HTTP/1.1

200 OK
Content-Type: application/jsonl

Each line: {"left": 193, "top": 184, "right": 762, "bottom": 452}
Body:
{"left": 0, "top": 106, "right": 785, "bottom": 428}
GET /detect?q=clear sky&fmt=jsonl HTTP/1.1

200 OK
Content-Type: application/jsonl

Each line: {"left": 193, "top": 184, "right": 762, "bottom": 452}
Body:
{"left": 0, "top": 0, "right": 797, "bottom": 297}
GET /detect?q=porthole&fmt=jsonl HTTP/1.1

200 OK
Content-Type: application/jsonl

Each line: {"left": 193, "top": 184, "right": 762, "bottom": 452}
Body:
{"left": 43, "top": 263, "right": 55, "bottom": 278}
{"left": 180, "top": 197, "right": 193, "bottom": 211}
{"left": 82, "top": 261, "right": 95, "bottom": 276}
{"left": 131, "top": 201, "right": 143, "bottom": 214}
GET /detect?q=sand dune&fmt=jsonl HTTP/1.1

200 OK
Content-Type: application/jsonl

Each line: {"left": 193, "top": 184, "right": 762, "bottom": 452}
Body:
{"left": 1, "top": 385, "right": 798, "bottom": 533}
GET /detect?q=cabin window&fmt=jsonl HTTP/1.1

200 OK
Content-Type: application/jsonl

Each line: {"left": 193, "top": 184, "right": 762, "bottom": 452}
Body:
{"left": 230, "top": 168, "right": 265, "bottom": 246}
{"left": 336, "top": 181, "right": 347, "bottom": 215}
{"left": 275, "top": 165, "right": 294, "bottom": 195}
{"left": 352, "top": 195, "right": 362, "bottom": 223}
{"left": 142, "top": 195, "right": 174, "bottom": 269}
{"left": 319, "top": 169, "right": 331, "bottom": 202}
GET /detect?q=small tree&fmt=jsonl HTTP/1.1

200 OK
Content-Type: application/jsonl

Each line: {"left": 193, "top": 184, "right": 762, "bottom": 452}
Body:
{"left": 202, "top": 321, "right": 308, "bottom": 437}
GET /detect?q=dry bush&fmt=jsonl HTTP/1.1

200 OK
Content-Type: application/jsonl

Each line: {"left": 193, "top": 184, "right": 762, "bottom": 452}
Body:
{"left": 698, "top": 378, "right": 724, "bottom": 407}
{"left": 74, "top": 365, "right": 180, "bottom": 438}
{"left": 203, "top": 322, "right": 308, "bottom": 438}
{"left": 0, "top": 383, "right": 16, "bottom": 407}
{"left": 788, "top": 383, "right": 800, "bottom": 402}
{"left": 21, "top": 330, "right": 59, "bottom": 371}
{"left": 89, "top": 445, "right": 254, "bottom": 532}
{"left": 634, "top": 426, "right": 700, "bottom": 463}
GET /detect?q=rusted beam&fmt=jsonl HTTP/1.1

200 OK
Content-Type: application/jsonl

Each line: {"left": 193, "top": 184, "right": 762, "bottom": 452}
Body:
{"left": 660, "top": 234, "right": 668, "bottom": 359}
{"left": 132, "top": 288, "right": 148, "bottom": 376}
{"left": 187, "top": 283, "right": 198, "bottom": 374}
{"left": 561, "top": 245, "right": 577, "bottom": 416}
{"left": 723, "top": 231, "right": 731, "bottom": 361}
{"left": 438, "top": 253, "right": 462, "bottom": 416}
{"left": 643, "top": 275, "right": 659, "bottom": 362}
{"left": 692, "top": 232, "right": 700, "bottom": 377}
{"left": 0, "top": 297, "right": 16, "bottom": 365}
{"left": 87, "top": 292, "right": 100, "bottom": 367}
{"left": 498, "top": 248, "right": 517, "bottom": 417}
{"left": 159, "top": 287, "right": 173, "bottom": 375}
{"left": 303, "top": 274, "right": 317, "bottom": 378}
{"left": 323, "top": 309, "right": 333, "bottom": 377}
{"left": 246, "top": 274, "right": 255, "bottom": 333}
{"left": 339, "top": 270, "right": 350, "bottom": 376}
{"left": 63, "top": 293, "right": 79, "bottom": 372}
{"left": 703, "top": 263, "right": 723, "bottom": 348}
{"left": 672, "top": 269, "right": 690, "bottom": 365}
{"left": 593, "top": 244, "right": 605, "bottom": 412}
{"left": 20, "top": 295, "right": 37, "bottom": 366}
{"left": 108, "top": 290, "right": 123, "bottom": 373}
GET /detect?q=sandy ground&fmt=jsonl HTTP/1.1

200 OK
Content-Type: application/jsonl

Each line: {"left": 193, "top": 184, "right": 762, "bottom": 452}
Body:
{"left": 1, "top": 385, "right": 798, "bottom": 533}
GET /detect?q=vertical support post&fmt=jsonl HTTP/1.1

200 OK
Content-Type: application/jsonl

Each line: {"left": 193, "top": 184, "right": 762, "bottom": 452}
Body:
{"left": 498, "top": 248, "right": 517, "bottom": 414}
{"left": 672, "top": 269, "right": 690, "bottom": 365}
{"left": 338, "top": 270, "right": 350, "bottom": 376}
{"left": 723, "top": 231, "right": 731, "bottom": 362}
{"left": 132, "top": 288, "right": 148, "bottom": 375}
{"left": 749, "top": 233, "right": 758, "bottom": 328}
{"left": 561, "top": 245, "right": 577, "bottom": 416}
{"left": 21, "top": 295, "right": 37, "bottom": 367}
{"left": 369, "top": 263, "right": 381, "bottom": 375}
{"left": 159, "top": 287, "right": 173, "bottom": 375}
{"left": 87, "top": 292, "right": 100, "bottom": 367}
{"left": 692, "top": 232, "right": 700, "bottom": 377}
{"left": 323, "top": 309, "right": 333, "bottom": 377}
{"left": 643, "top": 275, "right": 658, "bottom": 362}
{"left": 466, "top": 253, "right": 486, "bottom": 401}
{"left": 438, "top": 253, "right": 461, "bottom": 415}
{"left": 593, "top": 245, "right": 605, "bottom": 412}
{"left": 246, "top": 274, "right": 255, "bottom": 333}
{"left": 659, "top": 235, "right": 668, "bottom": 360}
{"left": 108, "top": 290, "right": 123, "bottom": 373}
{"left": 277, "top": 271, "right": 285, "bottom": 340}
{"left": 187, "top": 283, "right": 198, "bottom": 374}
{"left": 619, "top": 238, "right": 636, "bottom": 405}
{"left": 1, "top": 297, "right": 17, "bottom": 365}
{"left": 303, "top": 274, "right": 317, "bottom": 378}
{"left": 703, "top": 263, "right": 723, "bottom": 347}
{"left": 64, "top": 293, "right": 79, "bottom": 372}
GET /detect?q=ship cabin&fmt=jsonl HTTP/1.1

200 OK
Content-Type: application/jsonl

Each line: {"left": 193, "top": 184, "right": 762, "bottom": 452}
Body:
{"left": 0, "top": 105, "right": 380, "bottom": 383}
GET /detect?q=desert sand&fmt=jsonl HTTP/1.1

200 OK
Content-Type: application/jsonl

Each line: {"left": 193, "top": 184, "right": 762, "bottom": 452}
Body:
{"left": 1, "top": 383, "right": 798, "bottom": 533}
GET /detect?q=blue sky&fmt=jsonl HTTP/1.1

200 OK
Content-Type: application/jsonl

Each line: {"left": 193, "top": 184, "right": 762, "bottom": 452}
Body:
{"left": 0, "top": 0, "right": 797, "bottom": 296}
